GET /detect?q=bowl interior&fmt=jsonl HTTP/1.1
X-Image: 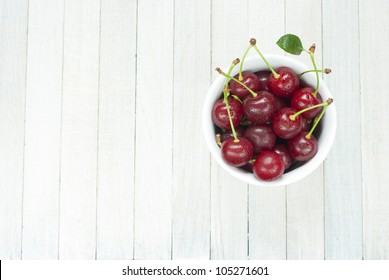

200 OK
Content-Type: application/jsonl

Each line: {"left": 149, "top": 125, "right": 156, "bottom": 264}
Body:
{"left": 203, "top": 55, "right": 336, "bottom": 187}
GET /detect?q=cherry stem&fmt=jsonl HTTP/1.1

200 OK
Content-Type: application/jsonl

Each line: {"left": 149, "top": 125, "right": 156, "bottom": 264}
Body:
{"left": 289, "top": 98, "right": 333, "bottom": 121}
{"left": 215, "top": 134, "right": 222, "bottom": 147}
{"left": 251, "top": 41, "right": 279, "bottom": 79}
{"left": 239, "top": 39, "right": 256, "bottom": 81}
{"left": 225, "top": 58, "right": 240, "bottom": 89}
{"left": 307, "top": 44, "right": 319, "bottom": 97}
{"left": 306, "top": 98, "right": 333, "bottom": 139}
{"left": 298, "top": 68, "right": 331, "bottom": 78}
{"left": 216, "top": 68, "right": 257, "bottom": 98}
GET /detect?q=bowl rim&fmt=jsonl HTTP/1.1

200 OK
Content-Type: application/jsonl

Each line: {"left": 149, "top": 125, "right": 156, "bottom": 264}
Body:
{"left": 202, "top": 54, "right": 337, "bottom": 187}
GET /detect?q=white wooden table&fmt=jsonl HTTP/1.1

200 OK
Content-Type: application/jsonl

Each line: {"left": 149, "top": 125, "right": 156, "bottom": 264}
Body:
{"left": 1, "top": 0, "right": 388, "bottom": 260}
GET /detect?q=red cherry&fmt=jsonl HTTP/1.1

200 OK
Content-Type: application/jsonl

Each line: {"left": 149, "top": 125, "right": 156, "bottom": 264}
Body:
{"left": 244, "top": 125, "right": 276, "bottom": 153}
{"left": 229, "top": 72, "right": 261, "bottom": 99}
{"left": 290, "top": 87, "right": 323, "bottom": 119}
{"left": 212, "top": 98, "right": 244, "bottom": 129}
{"left": 267, "top": 67, "right": 300, "bottom": 98}
{"left": 273, "top": 144, "right": 293, "bottom": 170}
{"left": 253, "top": 151, "right": 285, "bottom": 181}
{"left": 254, "top": 70, "right": 271, "bottom": 91}
{"left": 272, "top": 107, "right": 303, "bottom": 139}
{"left": 243, "top": 91, "right": 277, "bottom": 125}
{"left": 288, "top": 131, "right": 318, "bottom": 161}
{"left": 221, "top": 137, "right": 254, "bottom": 167}
{"left": 221, "top": 126, "right": 246, "bottom": 142}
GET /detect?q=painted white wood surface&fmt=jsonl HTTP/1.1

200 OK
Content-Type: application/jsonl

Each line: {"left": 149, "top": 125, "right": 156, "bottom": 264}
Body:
{"left": 360, "top": 0, "right": 389, "bottom": 260}
{"left": 0, "top": 0, "right": 28, "bottom": 260}
{"left": 1, "top": 0, "right": 389, "bottom": 260}
{"left": 22, "top": 0, "right": 63, "bottom": 259}
{"left": 323, "top": 0, "right": 363, "bottom": 259}
{"left": 134, "top": 0, "right": 174, "bottom": 260}
{"left": 59, "top": 0, "right": 100, "bottom": 259}
{"left": 96, "top": 0, "right": 136, "bottom": 260}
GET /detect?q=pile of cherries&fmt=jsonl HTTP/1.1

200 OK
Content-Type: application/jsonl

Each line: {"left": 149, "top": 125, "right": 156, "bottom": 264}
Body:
{"left": 212, "top": 37, "right": 333, "bottom": 181}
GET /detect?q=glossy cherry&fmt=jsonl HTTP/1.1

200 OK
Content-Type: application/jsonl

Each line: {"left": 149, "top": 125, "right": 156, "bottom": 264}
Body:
{"left": 229, "top": 72, "right": 261, "bottom": 100}
{"left": 272, "top": 107, "right": 303, "bottom": 139}
{"left": 253, "top": 151, "right": 285, "bottom": 181}
{"left": 221, "top": 137, "right": 254, "bottom": 167}
{"left": 267, "top": 67, "right": 300, "bottom": 98}
{"left": 212, "top": 98, "right": 244, "bottom": 129}
{"left": 273, "top": 144, "right": 293, "bottom": 170}
{"left": 244, "top": 125, "right": 276, "bottom": 153}
{"left": 254, "top": 70, "right": 271, "bottom": 91}
{"left": 243, "top": 91, "right": 277, "bottom": 125}
{"left": 301, "top": 118, "right": 313, "bottom": 131}
{"left": 221, "top": 126, "right": 246, "bottom": 142}
{"left": 290, "top": 87, "right": 323, "bottom": 119}
{"left": 288, "top": 131, "right": 318, "bottom": 161}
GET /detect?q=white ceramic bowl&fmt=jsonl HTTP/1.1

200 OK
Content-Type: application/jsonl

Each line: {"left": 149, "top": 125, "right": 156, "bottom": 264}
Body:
{"left": 203, "top": 55, "right": 336, "bottom": 186}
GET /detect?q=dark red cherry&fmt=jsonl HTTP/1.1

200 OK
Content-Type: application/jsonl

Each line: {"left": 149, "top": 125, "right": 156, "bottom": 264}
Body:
{"left": 267, "top": 67, "right": 300, "bottom": 98}
{"left": 274, "top": 96, "right": 289, "bottom": 112}
{"left": 221, "top": 137, "right": 254, "bottom": 167}
{"left": 273, "top": 144, "right": 293, "bottom": 170}
{"left": 241, "top": 154, "right": 258, "bottom": 173}
{"left": 253, "top": 151, "right": 285, "bottom": 181}
{"left": 212, "top": 98, "right": 244, "bottom": 129}
{"left": 301, "top": 118, "right": 313, "bottom": 131}
{"left": 254, "top": 70, "right": 271, "bottom": 91}
{"left": 244, "top": 125, "right": 276, "bottom": 153}
{"left": 221, "top": 126, "right": 246, "bottom": 142}
{"left": 288, "top": 131, "right": 318, "bottom": 161}
{"left": 290, "top": 87, "right": 323, "bottom": 119}
{"left": 229, "top": 72, "right": 261, "bottom": 99}
{"left": 272, "top": 107, "right": 303, "bottom": 139}
{"left": 243, "top": 91, "right": 277, "bottom": 125}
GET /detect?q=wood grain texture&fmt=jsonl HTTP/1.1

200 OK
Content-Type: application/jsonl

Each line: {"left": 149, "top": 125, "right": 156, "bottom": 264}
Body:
{"left": 210, "top": 0, "right": 249, "bottom": 260}
{"left": 134, "top": 0, "right": 174, "bottom": 260}
{"left": 22, "top": 0, "right": 64, "bottom": 259}
{"left": 360, "top": 0, "right": 389, "bottom": 260}
{"left": 96, "top": 0, "right": 137, "bottom": 260}
{"left": 247, "top": 0, "right": 287, "bottom": 260}
{"left": 172, "top": 0, "right": 211, "bottom": 259}
{"left": 285, "top": 0, "right": 325, "bottom": 260}
{"left": 323, "top": 0, "right": 363, "bottom": 259}
{"left": 0, "top": 0, "right": 28, "bottom": 260}
{"left": 59, "top": 0, "right": 100, "bottom": 259}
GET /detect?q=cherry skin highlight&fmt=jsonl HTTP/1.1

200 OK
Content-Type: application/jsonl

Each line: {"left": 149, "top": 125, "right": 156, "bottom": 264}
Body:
{"left": 221, "top": 137, "right": 254, "bottom": 167}
{"left": 267, "top": 67, "right": 300, "bottom": 98}
{"left": 253, "top": 151, "right": 285, "bottom": 181}
{"left": 212, "top": 98, "right": 244, "bottom": 129}
{"left": 288, "top": 131, "right": 318, "bottom": 161}
{"left": 229, "top": 72, "right": 261, "bottom": 99}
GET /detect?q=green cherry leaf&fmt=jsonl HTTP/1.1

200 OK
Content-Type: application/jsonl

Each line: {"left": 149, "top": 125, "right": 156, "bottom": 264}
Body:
{"left": 276, "top": 34, "right": 303, "bottom": 55}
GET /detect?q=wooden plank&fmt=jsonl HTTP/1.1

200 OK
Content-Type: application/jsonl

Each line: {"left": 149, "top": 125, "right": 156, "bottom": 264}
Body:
{"left": 96, "top": 0, "right": 137, "bottom": 260}
{"left": 284, "top": 0, "right": 325, "bottom": 260}
{"left": 210, "top": 0, "right": 249, "bottom": 260}
{"left": 360, "top": 0, "right": 389, "bottom": 260}
{"left": 0, "top": 0, "right": 28, "bottom": 260}
{"left": 134, "top": 0, "right": 174, "bottom": 260}
{"left": 59, "top": 0, "right": 100, "bottom": 259}
{"left": 323, "top": 0, "right": 363, "bottom": 259}
{"left": 22, "top": 0, "right": 64, "bottom": 259}
{"left": 172, "top": 0, "right": 211, "bottom": 259}
{"left": 247, "top": 0, "right": 287, "bottom": 260}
